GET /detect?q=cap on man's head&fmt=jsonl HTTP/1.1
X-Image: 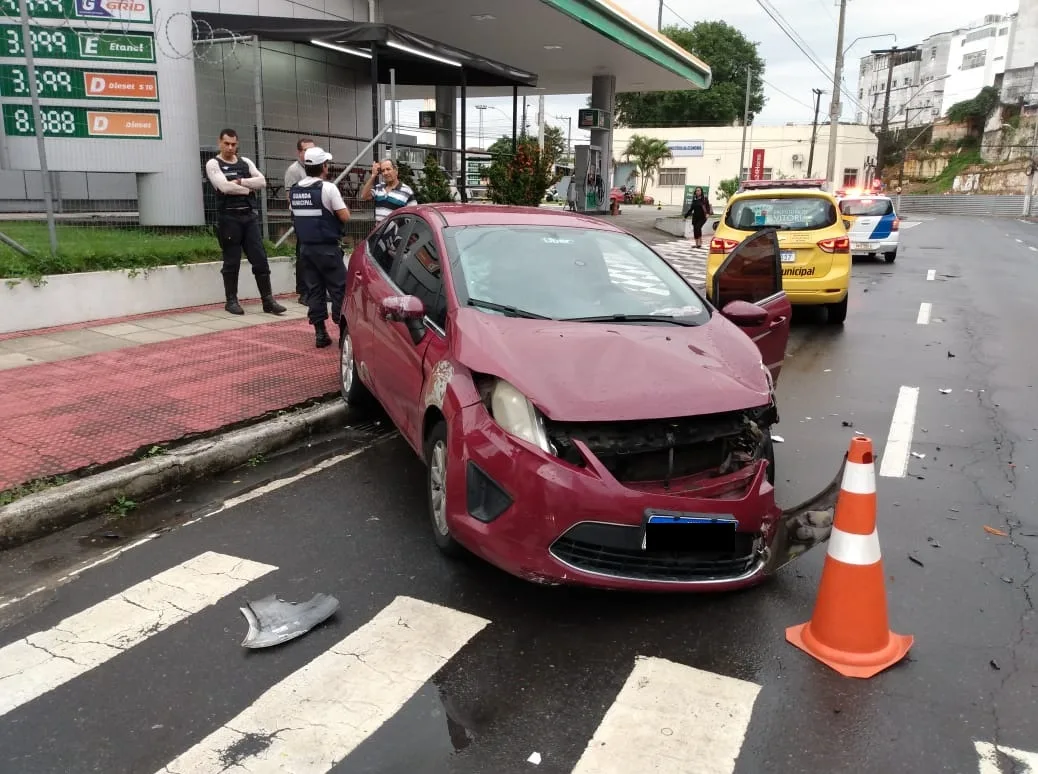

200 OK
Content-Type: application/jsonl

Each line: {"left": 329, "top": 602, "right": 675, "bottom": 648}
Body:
{"left": 303, "top": 147, "right": 333, "bottom": 165}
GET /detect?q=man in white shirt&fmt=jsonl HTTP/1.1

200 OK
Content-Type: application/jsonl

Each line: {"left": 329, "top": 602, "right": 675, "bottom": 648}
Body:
{"left": 204, "top": 127, "right": 286, "bottom": 316}
{"left": 284, "top": 137, "right": 315, "bottom": 305}
{"left": 288, "top": 146, "right": 351, "bottom": 348}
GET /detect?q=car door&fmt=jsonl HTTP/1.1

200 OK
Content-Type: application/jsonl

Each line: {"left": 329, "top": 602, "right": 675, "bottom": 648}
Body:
{"left": 370, "top": 217, "right": 446, "bottom": 448}
{"left": 711, "top": 228, "right": 792, "bottom": 383}
{"left": 351, "top": 214, "right": 415, "bottom": 392}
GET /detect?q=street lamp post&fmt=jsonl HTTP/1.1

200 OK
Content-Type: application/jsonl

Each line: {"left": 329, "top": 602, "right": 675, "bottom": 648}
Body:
{"left": 474, "top": 104, "right": 488, "bottom": 150}
{"left": 554, "top": 113, "right": 572, "bottom": 161}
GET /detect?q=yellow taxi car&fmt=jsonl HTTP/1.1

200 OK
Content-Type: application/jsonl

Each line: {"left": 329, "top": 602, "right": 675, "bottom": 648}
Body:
{"left": 706, "top": 179, "right": 850, "bottom": 324}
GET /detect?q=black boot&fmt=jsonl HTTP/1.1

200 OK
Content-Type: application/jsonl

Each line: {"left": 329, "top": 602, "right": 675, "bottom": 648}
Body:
{"left": 223, "top": 273, "right": 244, "bottom": 315}
{"left": 314, "top": 320, "right": 332, "bottom": 349}
{"left": 256, "top": 274, "right": 286, "bottom": 315}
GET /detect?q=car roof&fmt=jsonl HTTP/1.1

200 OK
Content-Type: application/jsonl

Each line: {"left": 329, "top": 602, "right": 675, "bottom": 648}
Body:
{"left": 840, "top": 194, "right": 893, "bottom": 202}
{"left": 416, "top": 203, "right": 624, "bottom": 231}
{"left": 731, "top": 188, "right": 837, "bottom": 202}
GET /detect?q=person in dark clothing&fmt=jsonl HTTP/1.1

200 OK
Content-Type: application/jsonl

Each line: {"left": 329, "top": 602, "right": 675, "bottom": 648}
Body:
{"left": 284, "top": 136, "right": 316, "bottom": 305}
{"left": 205, "top": 128, "right": 286, "bottom": 316}
{"left": 288, "top": 146, "right": 351, "bottom": 348}
{"left": 682, "top": 186, "right": 713, "bottom": 249}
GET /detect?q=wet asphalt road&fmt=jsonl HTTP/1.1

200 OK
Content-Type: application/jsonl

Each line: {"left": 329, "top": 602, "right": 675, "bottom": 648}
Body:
{"left": 1, "top": 213, "right": 1037, "bottom": 774}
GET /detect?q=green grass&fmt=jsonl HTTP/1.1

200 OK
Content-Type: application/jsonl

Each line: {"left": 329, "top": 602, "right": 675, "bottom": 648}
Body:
{"left": 0, "top": 221, "right": 293, "bottom": 280}
{"left": 912, "top": 151, "right": 983, "bottom": 195}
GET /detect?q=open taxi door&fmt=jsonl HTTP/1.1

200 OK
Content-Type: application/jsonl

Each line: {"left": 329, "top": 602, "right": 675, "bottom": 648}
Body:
{"left": 710, "top": 228, "right": 792, "bottom": 383}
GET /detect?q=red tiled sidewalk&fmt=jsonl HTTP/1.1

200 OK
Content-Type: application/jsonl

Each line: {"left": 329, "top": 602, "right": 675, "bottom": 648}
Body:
{"left": 0, "top": 317, "right": 340, "bottom": 491}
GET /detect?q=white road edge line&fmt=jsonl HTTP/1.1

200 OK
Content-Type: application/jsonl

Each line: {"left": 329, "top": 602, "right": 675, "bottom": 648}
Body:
{"left": 0, "top": 551, "right": 276, "bottom": 718}
{"left": 1016, "top": 238, "right": 1024, "bottom": 243}
{"left": 0, "top": 433, "right": 396, "bottom": 614}
{"left": 154, "top": 596, "right": 490, "bottom": 774}
{"left": 571, "top": 656, "right": 761, "bottom": 774}
{"left": 975, "top": 740, "right": 1038, "bottom": 773}
{"left": 917, "top": 302, "right": 932, "bottom": 325}
{"left": 1030, "top": 246, "right": 1037, "bottom": 252}
{"left": 926, "top": 269, "right": 936, "bottom": 281}
{"left": 880, "top": 386, "right": 920, "bottom": 478}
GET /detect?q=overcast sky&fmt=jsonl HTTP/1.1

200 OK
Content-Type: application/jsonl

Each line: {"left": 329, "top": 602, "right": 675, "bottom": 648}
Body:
{"left": 393, "top": 0, "right": 1016, "bottom": 147}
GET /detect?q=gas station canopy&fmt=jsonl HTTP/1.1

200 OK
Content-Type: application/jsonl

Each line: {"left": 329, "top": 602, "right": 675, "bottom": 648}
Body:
{"left": 381, "top": 0, "right": 712, "bottom": 97}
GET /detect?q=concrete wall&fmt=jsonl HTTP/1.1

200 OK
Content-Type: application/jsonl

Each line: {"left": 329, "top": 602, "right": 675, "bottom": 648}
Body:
{"left": 902, "top": 154, "right": 951, "bottom": 180}
{"left": 952, "top": 160, "right": 1031, "bottom": 194}
{"left": 942, "top": 17, "right": 1014, "bottom": 114}
{"left": 610, "top": 124, "right": 878, "bottom": 207}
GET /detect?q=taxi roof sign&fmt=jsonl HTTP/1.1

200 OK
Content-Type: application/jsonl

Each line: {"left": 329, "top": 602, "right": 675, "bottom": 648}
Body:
{"left": 738, "top": 178, "right": 830, "bottom": 192}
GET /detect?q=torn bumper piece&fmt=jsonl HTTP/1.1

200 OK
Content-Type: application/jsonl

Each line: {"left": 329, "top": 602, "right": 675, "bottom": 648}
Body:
{"left": 239, "top": 593, "right": 340, "bottom": 649}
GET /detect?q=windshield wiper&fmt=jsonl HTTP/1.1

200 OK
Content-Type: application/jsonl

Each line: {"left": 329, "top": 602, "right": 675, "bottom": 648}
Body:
{"left": 560, "top": 314, "right": 698, "bottom": 326}
{"left": 466, "top": 298, "right": 551, "bottom": 320}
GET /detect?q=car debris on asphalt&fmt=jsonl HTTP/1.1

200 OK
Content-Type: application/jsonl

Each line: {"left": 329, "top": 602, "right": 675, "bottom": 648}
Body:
{"left": 239, "top": 593, "right": 340, "bottom": 649}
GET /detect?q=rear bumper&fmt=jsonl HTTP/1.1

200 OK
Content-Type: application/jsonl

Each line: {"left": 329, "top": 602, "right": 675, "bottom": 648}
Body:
{"left": 850, "top": 236, "right": 898, "bottom": 254}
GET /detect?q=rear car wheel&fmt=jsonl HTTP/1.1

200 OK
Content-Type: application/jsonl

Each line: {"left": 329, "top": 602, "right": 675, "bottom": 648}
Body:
{"left": 425, "top": 421, "right": 464, "bottom": 557}
{"left": 827, "top": 296, "right": 848, "bottom": 325}
{"left": 339, "top": 328, "right": 371, "bottom": 407}
{"left": 884, "top": 250, "right": 897, "bottom": 263}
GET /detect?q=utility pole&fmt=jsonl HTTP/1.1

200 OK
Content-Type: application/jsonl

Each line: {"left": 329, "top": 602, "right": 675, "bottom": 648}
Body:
{"left": 825, "top": 0, "right": 848, "bottom": 188}
{"left": 537, "top": 94, "right": 545, "bottom": 154}
{"left": 1023, "top": 115, "right": 1038, "bottom": 216}
{"left": 875, "top": 45, "right": 899, "bottom": 175}
{"left": 739, "top": 68, "right": 752, "bottom": 181}
{"left": 808, "top": 88, "right": 824, "bottom": 177}
{"left": 554, "top": 113, "right": 572, "bottom": 161}
{"left": 657, "top": 0, "right": 663, "bottom": 30}
{"left": 521, "top": 96, "right": 527, "bottom": 137}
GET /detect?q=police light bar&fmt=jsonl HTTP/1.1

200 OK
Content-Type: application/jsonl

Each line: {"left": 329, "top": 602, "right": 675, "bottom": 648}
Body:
{"left": 739, "top": 179, "right": 829, "bottom": 191}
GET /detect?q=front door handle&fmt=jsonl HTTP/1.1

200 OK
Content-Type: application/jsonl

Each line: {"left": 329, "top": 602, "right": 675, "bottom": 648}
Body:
{"left": 769, "top": 316, "right": 787, "bottom": 327}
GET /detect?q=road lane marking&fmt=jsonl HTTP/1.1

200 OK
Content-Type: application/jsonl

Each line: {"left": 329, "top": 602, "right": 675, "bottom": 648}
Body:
{"left": 571, "top": 656, "right": 760, "bottom": 774}
{"left": 879, "top": 386, "right": 920, "bottom": 478}
{"left": 975, "top": 740, "right": 1038, "bottom": 773}
{"left": 917, "top": 302, "right": 932, "bottom": 325}
{"left": 1030, "top": 246, "right": 1037, "bottom": 252}
{"left": 1016, "top": 238, "right": 1024, "bottom": 243}
{"left": 926, "top": 269, "right": 936, "bottom": 281}
{"left": 154, "top": 596, "right": 490, "bottom": 774}
{"left": 0, "top": 433, "right": 396, "bottom": 615}
{"left": 0, "top": 552, "right": 275, "bottom": 718}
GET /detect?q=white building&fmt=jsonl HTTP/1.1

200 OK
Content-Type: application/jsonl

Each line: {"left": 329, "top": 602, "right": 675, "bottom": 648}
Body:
{"left": 1001, "top": 0, "right": 1038, "bottom": 104}
{"left": 857, "top": 47, "right": 923, "bottom": 128}
{"left": 610, "top": 124, "right": 878, "bottom": 207}
{"left": 940, "top": 14, "right": 1015, "bottom": 113}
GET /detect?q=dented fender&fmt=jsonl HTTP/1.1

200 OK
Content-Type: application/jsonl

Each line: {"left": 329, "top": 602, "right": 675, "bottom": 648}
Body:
{"left": 763, "top": 453, "right": 847, "bottom": 575}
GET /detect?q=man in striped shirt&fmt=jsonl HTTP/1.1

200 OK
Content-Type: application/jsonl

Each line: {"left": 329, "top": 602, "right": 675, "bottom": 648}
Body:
{"left": 360, "top": 159, "right": 417, "bottom": 223}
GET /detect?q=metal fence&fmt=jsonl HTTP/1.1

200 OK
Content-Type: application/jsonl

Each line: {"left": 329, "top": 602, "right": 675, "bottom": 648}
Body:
{"left": 897, "top": 194, "right": 1035, "bottom": 218}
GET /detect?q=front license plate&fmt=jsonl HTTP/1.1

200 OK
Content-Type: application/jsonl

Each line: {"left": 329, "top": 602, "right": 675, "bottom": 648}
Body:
{"left": 780, "top": 250, "right": 796, "bottom": 263}
{"left": 851, "top": 242, "right": 877, "bottom": 251}
{"left": 643, "top": 511, "right": 737, "bottom": 553}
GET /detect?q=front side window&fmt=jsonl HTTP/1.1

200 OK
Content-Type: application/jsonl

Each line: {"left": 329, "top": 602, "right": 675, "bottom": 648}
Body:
{"left": 725, "top": 196, "right": 837, "bottom": 232}
{"left": 442, "top": 226, "right": 710, "bottom": 325}
{"left": 368, "top": 215, "right": 413, "bottom": 273}
{"left": 391, "top": 219, "right": 447, "bottom": 329}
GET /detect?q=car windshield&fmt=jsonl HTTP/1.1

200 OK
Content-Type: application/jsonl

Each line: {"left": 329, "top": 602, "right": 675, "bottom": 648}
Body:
{"left": 442, "top": 225, "right": 710, "bottom": 325}
{"left": 725, "top": 195, "right": 837, "bottom": 231}
{"left": 839, "top": 198, "right": 894, "bottom": 216}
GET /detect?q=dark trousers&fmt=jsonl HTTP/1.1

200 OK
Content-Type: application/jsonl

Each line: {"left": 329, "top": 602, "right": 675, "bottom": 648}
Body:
{"left": 300, "top": 243, "right": 346, "bottom": 325}
{"left": 217, "top": 211, "right": 270, "bottom": 276}
{"left": 294, "top": 239, "right": 308, "bottom": 296}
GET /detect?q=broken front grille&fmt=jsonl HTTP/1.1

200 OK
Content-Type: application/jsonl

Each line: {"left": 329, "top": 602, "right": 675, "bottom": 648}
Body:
{"left": 544, "top": 405, "right": 776, "bottom": 486}
{"left": 550, "top": 523, "right": 759, "bottom": 582}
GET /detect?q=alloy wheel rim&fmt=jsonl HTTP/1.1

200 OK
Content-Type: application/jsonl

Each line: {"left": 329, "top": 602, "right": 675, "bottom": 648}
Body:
{"left": 430, "top": 441, "right": 448, "bottom": 536}
{"left": 340, "top": 333, "right": 354, "bottom": 396}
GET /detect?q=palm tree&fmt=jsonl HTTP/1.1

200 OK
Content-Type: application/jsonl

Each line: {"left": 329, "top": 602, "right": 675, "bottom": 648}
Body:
{"left": 622, "top": 135, "right": 673, "bottom": 198}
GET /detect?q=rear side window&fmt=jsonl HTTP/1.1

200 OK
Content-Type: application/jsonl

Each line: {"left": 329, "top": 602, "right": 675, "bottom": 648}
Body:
{"left": 839, "top": 198, "right": 894, "bottom": 216}
{"left": 725, "top": 196, "right": 837, "bottom": 231}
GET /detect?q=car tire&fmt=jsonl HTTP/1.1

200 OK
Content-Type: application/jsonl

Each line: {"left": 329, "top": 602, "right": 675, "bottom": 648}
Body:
{"left": 884, "top": 250, "right": 897, "bottom": 263}
{"left": 339, "top": 327, "right": 371, "bottom": 408}
{"left": 827, "top": 297, "right": 848, "bottom": 325}
{"left": 425, "top": 421, "right": 464, "bottom": 558}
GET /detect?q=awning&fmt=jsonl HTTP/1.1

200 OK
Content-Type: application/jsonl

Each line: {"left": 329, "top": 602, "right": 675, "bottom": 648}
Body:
{"left": 191, "top": 13, "right": 539, "bottom": 89}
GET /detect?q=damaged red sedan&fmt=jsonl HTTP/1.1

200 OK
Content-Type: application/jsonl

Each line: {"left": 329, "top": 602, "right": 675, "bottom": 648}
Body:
{"left": 338, "top": 204, "right": 832, "bottom": 592}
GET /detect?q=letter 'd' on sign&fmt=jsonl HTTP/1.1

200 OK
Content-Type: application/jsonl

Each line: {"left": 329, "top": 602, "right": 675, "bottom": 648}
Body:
{"left": 92, "top": 115, "right": 109, "bottom": 132}
{"left": 89, "top": 76, "right": 106, "bottom": 94}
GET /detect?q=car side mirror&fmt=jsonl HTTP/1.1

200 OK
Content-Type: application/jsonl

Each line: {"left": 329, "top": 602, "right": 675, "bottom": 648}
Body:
{"left": 712, "top": 220, "right": 720, "bottom": 230}
{"left": 842, "top": 219, "right": 851, "bottom": 229}
{"left": 720, "top": 300, "right": 768, "bottom": 327}
{"left": 380, "top": 295, "right": 425, "bottom": 322}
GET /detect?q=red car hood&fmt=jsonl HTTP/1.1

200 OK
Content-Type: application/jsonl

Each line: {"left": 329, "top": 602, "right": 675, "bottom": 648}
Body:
{"left": 452, "top": 309, "right": 771, "bottom": 422}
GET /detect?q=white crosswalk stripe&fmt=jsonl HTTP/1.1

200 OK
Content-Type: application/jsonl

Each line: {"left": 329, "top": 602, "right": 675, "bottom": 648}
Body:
{"left": 2, "top": 554, "right": 764, "bottom": 774}
{"left": 605, "top": 239, "right": 708, "bottom": 295}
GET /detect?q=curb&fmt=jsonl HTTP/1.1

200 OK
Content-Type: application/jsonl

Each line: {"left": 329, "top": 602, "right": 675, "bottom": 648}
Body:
{"left": 0, "top": 400, "right": 347, "bottom": 550}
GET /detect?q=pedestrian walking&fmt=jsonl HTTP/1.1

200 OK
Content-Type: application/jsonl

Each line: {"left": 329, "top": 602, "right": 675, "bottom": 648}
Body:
{"left": 682, "top": 186, "right": 713, "bottom": 249}
{"left": 205, "top": 128, "right": 286, "bottom": 316}
{"left": 360, "top": 158, "right": 416, "bottom": 223}
{"left": 288, "top": 146, "right": 351, "bottom": 349}
{"left": 284, "top": 137, "right": 315, "bottom": 306}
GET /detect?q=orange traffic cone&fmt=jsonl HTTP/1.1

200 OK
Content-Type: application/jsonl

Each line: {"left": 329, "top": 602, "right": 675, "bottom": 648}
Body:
{"left": 785, "top": 436, "right": 913, "bottom": 678}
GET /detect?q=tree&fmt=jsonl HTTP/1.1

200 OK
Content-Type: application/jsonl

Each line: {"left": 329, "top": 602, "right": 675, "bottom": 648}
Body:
{"left": 614, "top": 21, "right": 765, "bottom": 128}
{"left": 414, "top": 154, "right": 454, "bottom": 203}
{"left": 717, "top": 177, "right": 739, "bottom": 201}
{"left": 946, "top": 86, "right": 1000, "bottom": 135}
{"left": 486, "top": 136, "right": 560, "bottom": 206}
{"left": 486, "top": 126, "right": 566, "bottom": 168}
{"left": 622, "top": 134, "right": 673, "bottom": 197}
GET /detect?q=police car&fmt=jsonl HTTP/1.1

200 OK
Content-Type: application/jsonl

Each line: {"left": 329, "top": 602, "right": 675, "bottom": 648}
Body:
{"left": 837, "top": 194, "right": 900, "bottom": 263}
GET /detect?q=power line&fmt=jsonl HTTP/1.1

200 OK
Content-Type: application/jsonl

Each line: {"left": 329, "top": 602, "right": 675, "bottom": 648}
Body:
{"left": 761, "top": 79, "right": 817, "bottom": 113}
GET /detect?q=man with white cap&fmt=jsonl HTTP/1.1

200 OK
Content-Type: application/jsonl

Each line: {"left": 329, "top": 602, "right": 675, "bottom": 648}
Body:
{"left": 288, "top": 146, "right": 351, "bottom": 348}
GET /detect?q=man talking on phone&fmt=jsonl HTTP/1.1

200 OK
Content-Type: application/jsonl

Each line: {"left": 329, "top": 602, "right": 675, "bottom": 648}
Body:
{"left": 360, "top": 158, "right": 416, "bottom": 224}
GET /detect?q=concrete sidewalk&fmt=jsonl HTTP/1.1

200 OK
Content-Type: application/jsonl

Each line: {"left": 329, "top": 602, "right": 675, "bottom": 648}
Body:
{"left": 0, "top": 297, "right": 339, "bottom": 494}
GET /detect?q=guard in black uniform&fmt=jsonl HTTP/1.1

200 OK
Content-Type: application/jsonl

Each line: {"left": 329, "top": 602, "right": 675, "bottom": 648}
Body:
{"left": 204, "top": 128, "right": 286, "bottom": 316}
{"left": 288, "top": 146, "right": 351, "bottom": 348}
